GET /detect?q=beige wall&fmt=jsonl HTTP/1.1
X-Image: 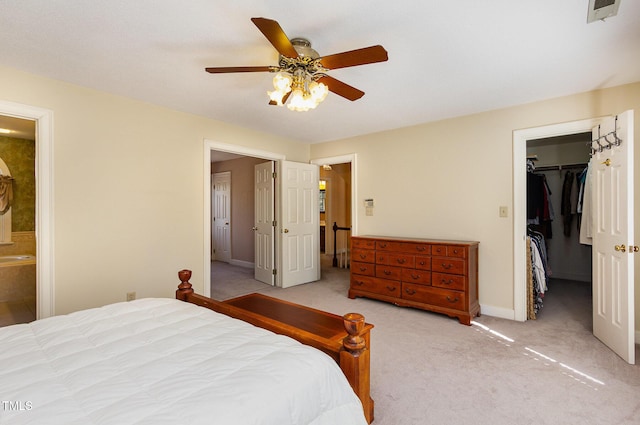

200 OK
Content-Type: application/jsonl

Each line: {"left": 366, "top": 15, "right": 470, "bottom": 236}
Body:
{"left": 1, "top": 63, "right": 639, "bottom": 334}
{"left": 0, "top": 65, "right": 308, "bottom": 315}
{"left": 310, "top": 82, "right": 640, "bottom": 331}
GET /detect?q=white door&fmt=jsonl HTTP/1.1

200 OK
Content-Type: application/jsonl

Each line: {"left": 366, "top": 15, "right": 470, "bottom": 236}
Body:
{"left": 254, "top": 162, "right": 275, "bottom": 285}
{"left": 591, "top": 110, "right": 635, "bottom": 364}
{"left": 212, "top": 172, "right": 231, "bottom": 263}
{"left": 281, "top": 161, "right": 320, "bottom": 288}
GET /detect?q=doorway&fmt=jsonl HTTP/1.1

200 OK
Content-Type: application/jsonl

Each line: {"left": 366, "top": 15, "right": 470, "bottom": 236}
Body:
{"left": 203, "top": 140, "right": 285, "bottom": 297}
{"left": 0, "top": 102, "right": 53, "bottom": 320}
{"left": 513, "top": 117, "right": 602, "bottom": 321}
{"left": 525, "top": 132, "right": 592, "bottom": 321}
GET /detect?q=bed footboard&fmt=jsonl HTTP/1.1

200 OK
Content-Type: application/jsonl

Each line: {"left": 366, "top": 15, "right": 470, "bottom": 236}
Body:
{"left": 175, "top": 269, "right": 374, "bottom": 423}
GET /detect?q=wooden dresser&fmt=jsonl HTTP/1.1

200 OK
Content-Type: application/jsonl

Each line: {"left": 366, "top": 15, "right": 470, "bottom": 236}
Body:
{"left": 349, "top": 235, "right": 480, "bottom": 325}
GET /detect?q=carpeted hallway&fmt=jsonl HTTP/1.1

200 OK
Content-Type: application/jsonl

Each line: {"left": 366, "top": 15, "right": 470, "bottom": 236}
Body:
{"left": 211, "top": 258, "right": 640, "bottom": 425}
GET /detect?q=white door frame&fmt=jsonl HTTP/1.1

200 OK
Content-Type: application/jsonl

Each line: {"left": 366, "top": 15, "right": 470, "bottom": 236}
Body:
{"left": 513, "top": 117, "right": 605, "bottom": 321}
{"left": 203, "top": 140, "right": 285, "bottom": 296}
{"left": 310, "top": 154, "right": 358, "bottom": 237}
{"left": 0, "top": 100, "right": 54, "bottom": 319}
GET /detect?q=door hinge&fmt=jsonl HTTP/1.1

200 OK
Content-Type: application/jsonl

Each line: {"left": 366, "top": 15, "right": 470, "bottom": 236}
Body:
{"left": 272, "top": 220, "right": 277, "bottom": 227}
{"left": 272, "top": 172, "right": 277, "bottom": 179}
{"left": 272, "top": 269, "right": 277, "bottom": 275}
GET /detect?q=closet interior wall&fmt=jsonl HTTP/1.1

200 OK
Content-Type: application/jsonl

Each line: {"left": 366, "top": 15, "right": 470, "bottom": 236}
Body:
{"left": 526, "top": 133, "right": 592, "bottom": 286}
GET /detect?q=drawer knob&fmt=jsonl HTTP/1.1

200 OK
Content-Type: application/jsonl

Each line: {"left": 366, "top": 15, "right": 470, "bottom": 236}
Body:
{"left": 397, "top": 258, "right": 406, "bottom": 264}
{"left": 386, "top": 286, "right": 396, "bottom": 291}
{"left": 383, "top": 270, "right": 392, "bottom": 275}
{"left": 405, "top": 288, "right": 416, "bottom": 295}
{"left": 446, "top": 295, "right": 459, "bottom": 303}
{"left": 411, "top": 273, "right": 420, "bottom": 280}
{"left": 416, "top": 246, "right": 426, "bottom": 252}
{"left": 442, "top": 263, "right": 452, "bottom": 269}
{"left": 354, "top": 280, "right": 364, "bottom": 286}
{"left": 380, "top": 243, "right": 387, "bottom": 248}
{"left": 419, "top": 261, "right": 426, "bottom": 265}
{"left": 359, "top": 267, "right": 367, "bottom": 272}
{"left": 441, "top": 279, "right": 454, "bottom": 285}
{"left": 359, "top": 254, "right": 367, "bottom": 259}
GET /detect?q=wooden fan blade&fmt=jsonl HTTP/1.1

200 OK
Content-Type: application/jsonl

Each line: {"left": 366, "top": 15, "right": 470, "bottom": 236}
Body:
{"left": 251, "top": 17, "right": 299, "bottom": 58}
{"left": 317, "top": 76, "right": 364, "bottom": 101}
{"left": 205, "top": 66, "right": 276, "bottom": 74}
{"left": 319, "top": 45, "right": 388, "bottom": 70}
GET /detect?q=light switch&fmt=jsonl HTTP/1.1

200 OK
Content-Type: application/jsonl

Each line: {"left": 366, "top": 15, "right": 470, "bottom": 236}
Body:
{"left": 499, "top": 206, "right": 508, "bottom": 218}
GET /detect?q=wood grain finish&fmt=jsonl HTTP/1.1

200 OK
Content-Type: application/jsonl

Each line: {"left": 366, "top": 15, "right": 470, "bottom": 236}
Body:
{"left": 176, "top": 270, "right": 374, "bottom": 423}
{"left": 349, "top": 236, "right": 480, "bottom": 325}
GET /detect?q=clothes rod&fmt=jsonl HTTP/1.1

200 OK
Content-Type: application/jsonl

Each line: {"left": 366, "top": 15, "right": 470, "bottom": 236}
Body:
{"left": 533, "top": 162, "right": 588, "bottom": 172}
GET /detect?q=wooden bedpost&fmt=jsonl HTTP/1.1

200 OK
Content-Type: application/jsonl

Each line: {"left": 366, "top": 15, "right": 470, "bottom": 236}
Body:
{"left": 176, "top": 269, "right": 194, "bottom": 301}
{"left": 341, "top": 313, "right": 374, "bottom": 424}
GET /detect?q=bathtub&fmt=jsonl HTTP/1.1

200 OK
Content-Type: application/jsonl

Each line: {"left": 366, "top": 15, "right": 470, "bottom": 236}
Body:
{"left": 0, "top": 255, "right": 36, "bottom": 304}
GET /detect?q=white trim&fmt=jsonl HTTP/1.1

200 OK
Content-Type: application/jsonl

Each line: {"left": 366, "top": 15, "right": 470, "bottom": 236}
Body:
{"left": 478, "top": 304, "right": 515, "bottom": 321}
{"left": 229, "top": 259, "right": 254, "bottom": 269}
{"left": 203, "top": 139, "right": 285, "bottom": 295}
{"left": 0, "top": 100, "right": 55, "bottom": 319}
{"left": 512, "top": 117, "right": 604, "bottom": 322}
{"left": 310, "top": 154, "right": 358, "bottom": 236}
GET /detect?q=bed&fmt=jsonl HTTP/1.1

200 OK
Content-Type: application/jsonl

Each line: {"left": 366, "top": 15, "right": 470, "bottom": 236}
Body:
{"left": 0, "top": 270, "right": 373, "bottom": 424}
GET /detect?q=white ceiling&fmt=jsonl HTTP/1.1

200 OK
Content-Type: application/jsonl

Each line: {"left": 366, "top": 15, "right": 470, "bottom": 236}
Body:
{"left": 0, "top": 1, "right": 638, "bottom": 144}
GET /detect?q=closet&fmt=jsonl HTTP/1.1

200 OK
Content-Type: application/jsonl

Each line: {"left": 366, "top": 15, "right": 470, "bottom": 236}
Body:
{"left": 525, "top": 133, "right": 592, "bottom": 319}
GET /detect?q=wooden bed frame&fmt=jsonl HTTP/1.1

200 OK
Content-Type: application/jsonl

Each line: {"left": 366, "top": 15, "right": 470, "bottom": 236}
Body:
{"left": 175, "top": 269, "right": 374, "bottom": 424}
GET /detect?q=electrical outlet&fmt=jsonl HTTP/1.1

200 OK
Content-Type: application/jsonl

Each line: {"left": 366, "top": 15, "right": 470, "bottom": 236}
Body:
{"left": 499, "top": 206, "right": 508, "bottom": 218}
{"left": 126, "top": 292, "right": 136, "bottom": 301}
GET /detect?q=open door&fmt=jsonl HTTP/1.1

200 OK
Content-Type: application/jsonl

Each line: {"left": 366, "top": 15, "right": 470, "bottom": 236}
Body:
{"left": 280, "top": 160, "right": 320, "bottom": 288}
{"left": 254, "top": 162, "right": 275, "bottom": 285}
{"left": 591, "top": 110, "right": 635, "bottom": 364}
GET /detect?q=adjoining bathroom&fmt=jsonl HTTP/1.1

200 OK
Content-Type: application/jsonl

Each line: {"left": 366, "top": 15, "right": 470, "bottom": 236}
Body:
{"left": 0, "top": 116, "right": 36, "bottom": 327}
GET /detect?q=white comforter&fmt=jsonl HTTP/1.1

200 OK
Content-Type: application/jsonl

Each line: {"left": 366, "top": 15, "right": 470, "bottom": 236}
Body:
{"left": 0, "top": 298, "right": 367, "bottom": 425}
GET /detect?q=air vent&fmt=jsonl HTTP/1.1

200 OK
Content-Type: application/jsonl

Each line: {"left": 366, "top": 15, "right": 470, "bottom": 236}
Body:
{"left": 587, "top": 0, "right": 621, "bottom": 23}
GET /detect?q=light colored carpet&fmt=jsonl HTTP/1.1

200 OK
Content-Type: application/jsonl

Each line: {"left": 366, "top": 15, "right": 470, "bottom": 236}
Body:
{"left": 211, "top": 258, "right": 640, "bottom": 425}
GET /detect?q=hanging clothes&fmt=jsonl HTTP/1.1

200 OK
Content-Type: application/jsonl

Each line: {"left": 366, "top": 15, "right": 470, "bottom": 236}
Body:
{"left": 527, "top": 229, "right": 549, "bottom": 318}
{"left": 561, "top": 170, "right": 575, "bottom": 236}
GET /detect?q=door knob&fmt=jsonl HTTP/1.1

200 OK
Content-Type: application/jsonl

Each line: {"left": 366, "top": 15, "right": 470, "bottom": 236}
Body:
{"left": 225, "top": 222, "right": 229, "bottom": 225}
{"left": 252, "top": 226, "right": 258, "bottom": 231}
{"left": 601, "top": 158, "right": 611, "bottom": 166}
{"left": 283, "top": 228, "right": 289, "bottom": 233}
{"left": 614, "top": 244, "right": 626, "bottom": 252}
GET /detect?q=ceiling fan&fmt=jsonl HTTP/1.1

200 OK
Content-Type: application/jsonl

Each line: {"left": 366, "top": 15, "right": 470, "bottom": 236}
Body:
{"left": 205, "top": 17, "right": 388, "bottom": 111}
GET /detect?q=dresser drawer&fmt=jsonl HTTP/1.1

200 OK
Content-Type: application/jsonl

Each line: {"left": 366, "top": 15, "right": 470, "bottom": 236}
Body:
{"left": 433, "top": 244, "right": 467, "bottom": 259}
{"left": 352, "top": 248, "right": 376, "bottom": 263}
{"left": 352, "top": 238, "right": 376, "bottom": 250}
{"left": 376, "top": 240, "right": 403, "bottom": 251}
{"left": 432, "top": 257, "right": 466, "bottom": 275}
{"left": 351, "top": 275, "right": 400, "bottom": 297}
{"left": 376, "top": 265, "right": 402, "bottom": 280}
{"left": 402, "top": 242, "right": 431, "bottom": 255}
{"left": 401, "top": 283, "right": 465, "bottom": 311}
{"left": 401, "top": 268, "right": 431, "bottom": 285}
{"left": 415, "top": 255, "right": 431, "bottom": 270}
{"left": 432, "top": 272, "right": 466, "bottom": 291}
{"left": 377, "top": 252, "right": 415, "bottom": 268}
{"left": 352, "top": 261, "right": 375, "bottom": 276}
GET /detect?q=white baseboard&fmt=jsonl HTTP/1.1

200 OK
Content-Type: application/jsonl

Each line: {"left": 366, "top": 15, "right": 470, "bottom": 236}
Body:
{"left": 229, "top": 259, "right": 254, "bottom": 269}
{"left": 479, "top": 304, "right": 517, "bottom": 321}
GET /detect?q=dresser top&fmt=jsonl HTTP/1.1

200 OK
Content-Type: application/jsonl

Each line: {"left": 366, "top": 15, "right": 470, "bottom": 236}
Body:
{"left": 353, "top": 235, "right": 479, "bottom": 246}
